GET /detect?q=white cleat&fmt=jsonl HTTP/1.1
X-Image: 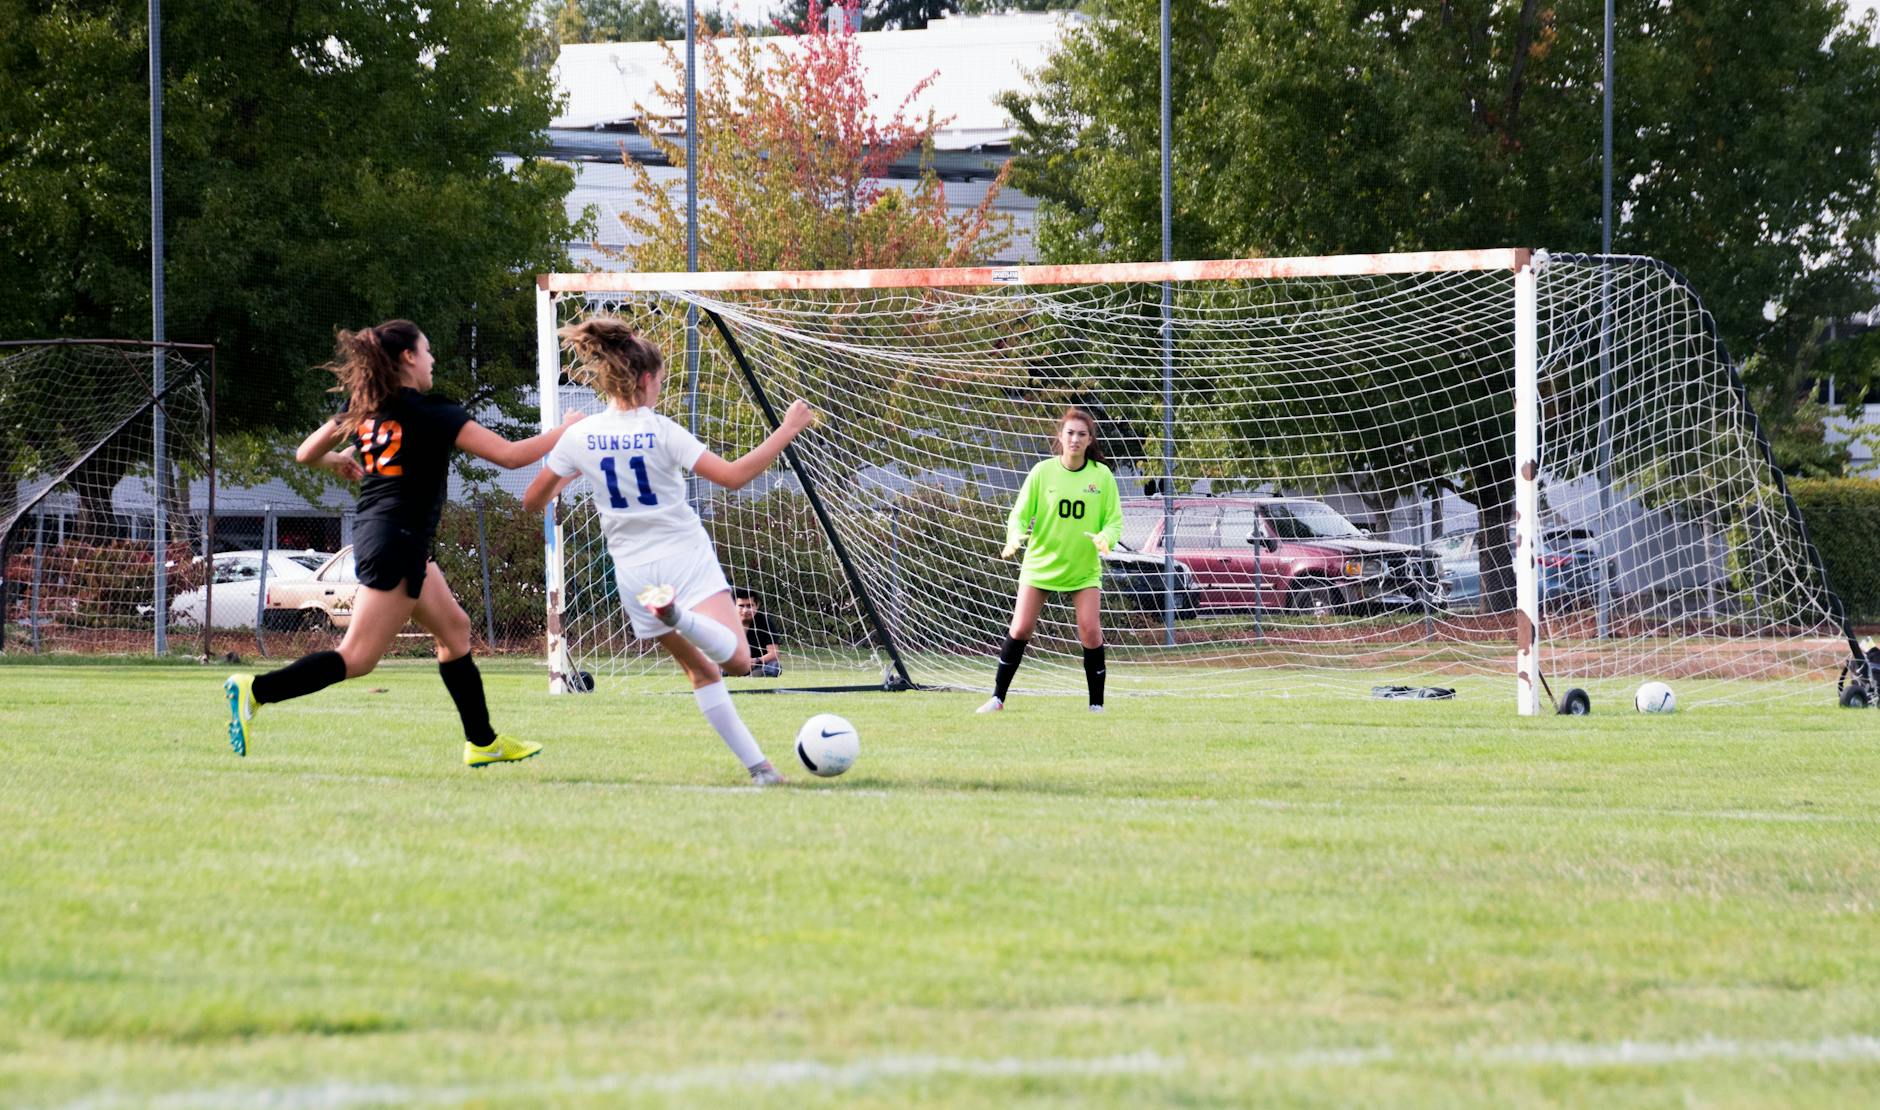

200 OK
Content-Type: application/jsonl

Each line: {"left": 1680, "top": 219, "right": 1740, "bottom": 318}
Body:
{"left": 1088, "top": 704, "right": 1105, "bottom": 713}
{"left": 748, "top": 762, "right": 787, "bottom": 786}
{"left": 635, "top": 583, "right": 680, "bottom": 627}
{"left": 975, "top": 696, "right": 1004, "bottom": 714}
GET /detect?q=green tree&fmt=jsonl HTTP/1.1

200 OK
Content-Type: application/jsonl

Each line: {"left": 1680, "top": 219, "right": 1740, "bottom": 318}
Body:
{"left": 617, "top": 13, "right": 1010, "bottom": 273}
{"left": 550, "top": 0, "right": 725, "bottom": 43}
{"left": 608, "top": 10, "right": 1011, "bottom": 463}
{"left": 1000, "top": 0, "right": 1880, "bottom": 605}
{"left": 0, "top": 0, "right": 583, "bottom": 504}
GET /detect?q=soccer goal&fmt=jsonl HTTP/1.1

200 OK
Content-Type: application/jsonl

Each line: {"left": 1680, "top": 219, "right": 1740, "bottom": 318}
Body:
{"left": 0, "top": 339, "right": 215, "bottom": 657}
{"left": 534, "top": 250, "right": 1862, "bottom": 713}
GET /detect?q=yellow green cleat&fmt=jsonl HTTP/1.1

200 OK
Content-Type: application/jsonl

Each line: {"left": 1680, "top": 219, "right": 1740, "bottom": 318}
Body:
{"left": 223, "top": 674, "right": 258, "bottom": 757}
{"left": 465, "top": 734, "right": 542, "bottom": 769}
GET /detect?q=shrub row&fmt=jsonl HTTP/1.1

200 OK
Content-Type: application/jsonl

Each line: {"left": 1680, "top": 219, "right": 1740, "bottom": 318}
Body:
{"left": 1789, "top": 478, "right": 1880, "bottom": 625}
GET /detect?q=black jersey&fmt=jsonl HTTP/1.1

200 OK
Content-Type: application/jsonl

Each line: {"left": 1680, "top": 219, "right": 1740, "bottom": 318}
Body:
{"left": 744, "top": 611, "right": 780, "bottom": 654}
{"left": 350, "top": 387, "right": 473, "bottom": 541}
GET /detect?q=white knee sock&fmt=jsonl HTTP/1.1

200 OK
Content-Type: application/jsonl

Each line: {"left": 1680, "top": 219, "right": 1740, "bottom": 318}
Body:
{"left": 672, "top": 609, "right": 739, "bottom": 664}
{"left": 693, "top": 680, "right": 765, "bottom": 769}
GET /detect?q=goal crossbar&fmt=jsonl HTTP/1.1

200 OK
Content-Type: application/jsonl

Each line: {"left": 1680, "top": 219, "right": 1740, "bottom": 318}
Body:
{"left": 538, "top": 248, "right": 1528, "bottom": 294}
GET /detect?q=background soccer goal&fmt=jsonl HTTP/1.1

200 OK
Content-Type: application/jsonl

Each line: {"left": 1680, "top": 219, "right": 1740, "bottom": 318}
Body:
{"left": 0, "top": 340, "right": 215, "bottom": 657}
{"left": 535, "top": 249, "right": 1861, "bottom": 712}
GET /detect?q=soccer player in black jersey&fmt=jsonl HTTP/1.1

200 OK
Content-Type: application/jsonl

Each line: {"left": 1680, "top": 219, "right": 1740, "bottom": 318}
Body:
{"left": 223, "top": 319, "right": 580, "bottom": 767}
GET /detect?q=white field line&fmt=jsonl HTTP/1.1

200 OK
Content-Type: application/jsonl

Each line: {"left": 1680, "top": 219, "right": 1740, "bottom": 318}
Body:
{"left": 38, "top": 1035, "right": 1880, "bottom": 1110}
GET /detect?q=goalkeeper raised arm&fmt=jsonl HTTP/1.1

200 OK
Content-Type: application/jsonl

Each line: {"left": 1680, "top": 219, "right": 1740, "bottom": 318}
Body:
{"left": 978, "top": 406, "right": 1124, "bottom": 715}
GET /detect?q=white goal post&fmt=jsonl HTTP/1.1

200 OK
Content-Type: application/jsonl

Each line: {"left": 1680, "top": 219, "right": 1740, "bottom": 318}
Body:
{"left": 534, "top": 249, "right": 1861, "bottom": 714}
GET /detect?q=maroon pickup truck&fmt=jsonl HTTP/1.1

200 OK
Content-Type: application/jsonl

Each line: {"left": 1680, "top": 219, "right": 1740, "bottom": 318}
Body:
{"left": 1120, "top": 497, "right": 1444, "bottom": 614}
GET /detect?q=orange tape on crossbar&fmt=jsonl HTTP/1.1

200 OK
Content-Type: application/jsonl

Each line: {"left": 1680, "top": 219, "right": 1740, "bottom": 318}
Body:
{"left": 539, "top": 249, "right": 1531, "bottom": 294}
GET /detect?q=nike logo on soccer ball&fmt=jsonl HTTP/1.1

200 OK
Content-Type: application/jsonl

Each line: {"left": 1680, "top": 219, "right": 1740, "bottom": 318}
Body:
{"left": 820, "top": 728, "right": 844, "bottom": 738}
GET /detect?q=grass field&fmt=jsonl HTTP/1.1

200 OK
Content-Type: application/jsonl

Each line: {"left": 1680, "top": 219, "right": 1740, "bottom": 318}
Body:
{"left": 4, "top": 659, "right": 1878, "bottom": 1107}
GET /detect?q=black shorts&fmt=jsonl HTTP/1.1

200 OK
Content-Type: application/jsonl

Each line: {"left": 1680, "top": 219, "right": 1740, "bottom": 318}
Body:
{"left": 352, "top": 520, "right": 432, "bottom": 598}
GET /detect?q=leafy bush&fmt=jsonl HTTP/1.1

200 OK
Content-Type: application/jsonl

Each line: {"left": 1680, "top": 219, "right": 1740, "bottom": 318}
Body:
{"left": 1789, "top": 478, "right": 1880, "bottom": 624}
{"left": 433, "top": 490, "right": 547, "bottom": 648}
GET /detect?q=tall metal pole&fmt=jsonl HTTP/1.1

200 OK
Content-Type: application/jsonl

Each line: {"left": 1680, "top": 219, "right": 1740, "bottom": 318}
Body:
{"left": 1595, "top": 0, "right": 1616, "bottom": 639}
{"left": 149, "top": 0, "right": 168, "bottom": 656}
{"left": 1158, "top": 0, "right": 1176, "bottom": 648}
{"left": 684, "top": 0, "right": 702, "bottom": 508}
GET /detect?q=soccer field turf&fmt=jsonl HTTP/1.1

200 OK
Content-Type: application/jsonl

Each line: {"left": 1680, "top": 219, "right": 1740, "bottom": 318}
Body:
{"left": 4, "top": 660, "right": 1878, "bottom": 1107}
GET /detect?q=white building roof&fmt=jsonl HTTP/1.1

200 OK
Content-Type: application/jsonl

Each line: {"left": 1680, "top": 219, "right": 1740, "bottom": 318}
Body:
{"left": 551, "top": 11, "right": 1081, "bottom": 151}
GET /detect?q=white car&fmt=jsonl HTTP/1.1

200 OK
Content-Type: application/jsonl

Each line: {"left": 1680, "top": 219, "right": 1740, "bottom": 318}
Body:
{"left": 169, "top": 550, "right": 333, "bottom": 629}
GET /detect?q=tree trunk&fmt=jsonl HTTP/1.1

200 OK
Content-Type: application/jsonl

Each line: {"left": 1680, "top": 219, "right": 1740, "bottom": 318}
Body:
{"left": 1467, "top": 463, "right": 1516, "bottom": 614}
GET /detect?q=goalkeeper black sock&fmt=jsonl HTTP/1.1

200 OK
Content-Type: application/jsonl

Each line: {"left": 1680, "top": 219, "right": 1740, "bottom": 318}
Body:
{"left": 251, "top": 650, "right": 346, "bottom": 706}
{"left": 1083, "top": 644, "right": 1107, "bottom": 708}
{"left": 438, "top": 652, "right": 497, "bottom": 746}
{"left": 992, "top": 636, "right": 1029, "bottom": 702}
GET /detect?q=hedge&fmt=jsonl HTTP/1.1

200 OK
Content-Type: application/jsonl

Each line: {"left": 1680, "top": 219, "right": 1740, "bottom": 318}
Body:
{"left": 1789, "top": 478, "right": 1880, "bottom": 625}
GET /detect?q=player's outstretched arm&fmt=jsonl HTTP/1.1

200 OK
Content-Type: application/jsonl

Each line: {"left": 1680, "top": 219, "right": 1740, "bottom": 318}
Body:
{"left": 691, "top": 399, "right": 815, "bottom": 491}
{"left": 294, "top": 418, "right": 363, "bottom": 481}
{"left": 522, "top": 467, "right": 577, "bottom": 514}
{"left": 456, "top": 409, "right": 585, "bottom": 470}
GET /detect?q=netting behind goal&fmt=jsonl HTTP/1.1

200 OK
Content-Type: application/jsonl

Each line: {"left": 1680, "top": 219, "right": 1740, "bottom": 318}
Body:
{"left": 538, "top": 252, "right": 1856, "bottom": 709}
{"left": 1, "top": 341, "right": 214, "bottom": 656}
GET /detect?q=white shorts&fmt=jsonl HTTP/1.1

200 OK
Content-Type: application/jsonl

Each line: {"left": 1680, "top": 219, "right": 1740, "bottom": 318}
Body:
{"left": 612, "top": 547, "right": 733, "bottom": 641}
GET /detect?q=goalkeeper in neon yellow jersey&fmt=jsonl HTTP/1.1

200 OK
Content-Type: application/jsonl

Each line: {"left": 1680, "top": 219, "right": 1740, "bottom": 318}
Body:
{"left": 978, "top": 406, "right": 1124, "bottom": 715}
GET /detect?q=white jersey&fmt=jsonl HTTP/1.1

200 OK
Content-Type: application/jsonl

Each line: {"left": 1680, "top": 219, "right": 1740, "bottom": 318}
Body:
{"left": 546, "top": 407, "right": 713, "bottom": 564}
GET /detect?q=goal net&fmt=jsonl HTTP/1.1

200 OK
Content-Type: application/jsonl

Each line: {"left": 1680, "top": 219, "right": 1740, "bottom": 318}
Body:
{"left": 0, "top": 341, "right": 214, "bottom": 656}
{"left": 536, "top": 250, "right": 1859, "bottom": 712}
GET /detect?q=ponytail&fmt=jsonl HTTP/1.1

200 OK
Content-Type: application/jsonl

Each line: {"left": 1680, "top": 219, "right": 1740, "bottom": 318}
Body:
{"left": 325, "top": 319, "right": 422, "bottom": 433}
{"left": 559, "top": 316, "right": 665, "bottom": 407}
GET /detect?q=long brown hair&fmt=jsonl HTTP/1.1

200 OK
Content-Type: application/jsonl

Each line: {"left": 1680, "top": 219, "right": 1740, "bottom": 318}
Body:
{"left": 1054, "top": 406, "right": 1105, "bottom": 465}
{"left": 559, "top": 316, "right": 665, "bottom": 406}
{"left": 325, "top": 319, "right": 423, "bottom": 433}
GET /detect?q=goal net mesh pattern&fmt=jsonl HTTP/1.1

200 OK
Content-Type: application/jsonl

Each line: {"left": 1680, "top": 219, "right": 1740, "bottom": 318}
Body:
{"left": 1, "top": 342, "right": 212, "bottom": 655}
{"left": 544, "top": 255, "right": 1850, "bottom": 708}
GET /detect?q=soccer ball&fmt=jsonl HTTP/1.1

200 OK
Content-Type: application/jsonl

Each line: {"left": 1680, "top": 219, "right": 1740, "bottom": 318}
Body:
{"left": 1634, "top": 681, "right": 1676, "bottom": 713}
{"left": 795, "top": 713, "right": 859, "bottom": 777}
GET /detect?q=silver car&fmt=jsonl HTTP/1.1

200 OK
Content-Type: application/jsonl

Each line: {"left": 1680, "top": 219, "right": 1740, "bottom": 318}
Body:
{"left": 168, "top": 550, "right": 332, "bottom": 629}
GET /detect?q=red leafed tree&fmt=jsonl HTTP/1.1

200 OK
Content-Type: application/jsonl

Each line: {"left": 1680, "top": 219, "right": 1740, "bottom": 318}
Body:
{"left": 616, "top": 0, "right": 1011, "bottom": 272}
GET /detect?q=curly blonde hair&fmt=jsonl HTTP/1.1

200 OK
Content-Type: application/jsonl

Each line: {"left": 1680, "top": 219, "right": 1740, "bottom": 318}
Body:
{"left": 559, "top": 316, "right": 665, "bottom": 406}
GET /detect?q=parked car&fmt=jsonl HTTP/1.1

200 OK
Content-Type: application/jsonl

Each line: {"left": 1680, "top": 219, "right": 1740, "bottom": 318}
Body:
{"left": 265, "top": 547, "right": 363, "bottom": 631}
{"left": 1433, "top": 527, "right": 1615, "bottom": 609}
{"left": 168, "top": 549, "right": 332, "bottom": 629}
{"left": 1101, "top": 540, "right": 1200, "bottom": 618}
{"left": 1121, "top": 497, "right": 1443, "bottom": 614}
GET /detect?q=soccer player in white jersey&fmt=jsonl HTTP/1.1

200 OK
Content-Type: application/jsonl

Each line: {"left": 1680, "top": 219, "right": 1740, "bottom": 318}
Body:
{"left": 523, "top": 317, "right": 815, "bottom": 785}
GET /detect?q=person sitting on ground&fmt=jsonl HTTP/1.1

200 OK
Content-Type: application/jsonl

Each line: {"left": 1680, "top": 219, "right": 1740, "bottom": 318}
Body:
{"left": 736, "top": 588, "right": 782, "bottom": 678}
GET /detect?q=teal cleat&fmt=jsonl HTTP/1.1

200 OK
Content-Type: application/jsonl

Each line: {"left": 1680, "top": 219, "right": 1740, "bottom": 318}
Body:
{"left": 224, "top": 674, "right": 258, "bottom": 757}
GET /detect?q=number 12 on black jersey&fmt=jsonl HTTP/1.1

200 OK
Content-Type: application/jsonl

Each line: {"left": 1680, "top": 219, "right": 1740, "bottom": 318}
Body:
{"left": 599, "top": 455, "right": 659, "bottom": 508}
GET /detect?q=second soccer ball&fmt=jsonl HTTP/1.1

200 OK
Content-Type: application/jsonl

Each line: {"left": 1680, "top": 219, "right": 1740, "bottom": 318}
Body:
{"left": 796, "top": 713, "right": 860, "bottom": 777}
{"left": 1635, "top": 681, "right": 1677, "bottom": 713}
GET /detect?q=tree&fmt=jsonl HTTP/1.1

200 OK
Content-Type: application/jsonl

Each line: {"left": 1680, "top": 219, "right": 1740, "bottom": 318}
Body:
{"left": 550, "top": 0, "right": 726, "bottom": 43}
{"left": 770, "top": 0, "right": 1074, "bottom": 34}
{"left": 0, "top": 0, "right": 584, "bottom": 516}
{"left": 608, "top": 4, "right": 1011, "bottom": 461}
{"left": 617, "top": 5, "right": 1010, "bottom": 273}
{"left": 1000, "top": 0, "right": 1880, "bottom": 606}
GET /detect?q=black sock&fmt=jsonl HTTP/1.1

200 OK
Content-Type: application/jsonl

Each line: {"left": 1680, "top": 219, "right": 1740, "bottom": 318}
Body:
{"left": 251, "top": 650, "right": 347, "bottom": 706}
{"left": 438, "top": 653, "right": 497, "bottom": 746}
{"left": 1083, "top": 644, "right": 1107, "bottom": 707}
{"left": 992, "top": 636, "right": 1029, "bottom": 702}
